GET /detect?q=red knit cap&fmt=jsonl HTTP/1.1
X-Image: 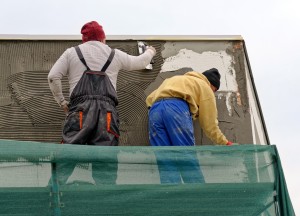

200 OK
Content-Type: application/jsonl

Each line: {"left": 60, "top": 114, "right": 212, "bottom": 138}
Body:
{"left": 81, "top": 21, "right": 106, "bottom": 43}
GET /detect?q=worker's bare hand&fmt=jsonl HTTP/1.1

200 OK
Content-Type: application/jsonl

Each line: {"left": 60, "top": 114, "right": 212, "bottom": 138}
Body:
{"left": 60, "top": 100, "right": 69, "bottom": 115}
{"left": 62, "top": 104, "right": 69, "bottom": 114}
{"left": 146, "top": 46, "right": 156, "bottom": 55}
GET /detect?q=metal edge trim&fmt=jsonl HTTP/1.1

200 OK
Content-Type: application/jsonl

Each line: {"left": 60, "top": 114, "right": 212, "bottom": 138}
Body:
{"left": 0, "top": 34, "right": 243, "bottom": 41}
{"left": 242, "top": 40, "right": 271, "bottom": 145}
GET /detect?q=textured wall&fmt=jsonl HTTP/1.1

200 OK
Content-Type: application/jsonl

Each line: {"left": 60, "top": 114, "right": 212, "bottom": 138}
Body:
{"left": 0, "top": 39, "right": 265, "bottom": 145}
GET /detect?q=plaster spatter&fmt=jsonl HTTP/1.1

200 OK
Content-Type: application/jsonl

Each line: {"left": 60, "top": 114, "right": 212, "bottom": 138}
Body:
{"left": 160, "top": 49, "right": 238, "bottom": 115}
{"left": 217, "top": 92, "right": 235, "bottom": 116}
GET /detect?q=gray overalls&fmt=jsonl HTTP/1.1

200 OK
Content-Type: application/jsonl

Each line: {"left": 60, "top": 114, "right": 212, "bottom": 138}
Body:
{"left": 62, "top": 46, "right": 119, "bottom": 146}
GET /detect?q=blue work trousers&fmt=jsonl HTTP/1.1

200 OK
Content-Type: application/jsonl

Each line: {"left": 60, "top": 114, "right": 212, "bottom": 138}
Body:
{"left": 148, "top": 98, "right": 205, "bottom": 183}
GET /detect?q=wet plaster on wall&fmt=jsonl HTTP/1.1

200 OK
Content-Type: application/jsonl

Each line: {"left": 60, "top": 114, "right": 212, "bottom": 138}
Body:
{"left": 161, "top": 41, "right": 232, "bottom": 59}
{"left": 0, "top": 41, "right": 80, "bottom": 142}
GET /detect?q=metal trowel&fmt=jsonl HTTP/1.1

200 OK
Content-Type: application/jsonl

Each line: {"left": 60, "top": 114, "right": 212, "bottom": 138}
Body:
{"left": 137, "top": 41, "right": 154, "bottom": 70}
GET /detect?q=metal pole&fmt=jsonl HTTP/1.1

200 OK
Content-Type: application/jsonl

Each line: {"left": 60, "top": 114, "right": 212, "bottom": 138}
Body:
{"left": 50, "top": 162, "right": 62, "bottom": 216}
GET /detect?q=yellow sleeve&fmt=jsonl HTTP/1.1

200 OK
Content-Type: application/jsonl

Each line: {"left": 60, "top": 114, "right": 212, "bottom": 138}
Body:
{"left": 198, "top": 98, "right": 228, "bottom": 145}
{"left": 146, "top": 90, "right": 156, "bottom": 107}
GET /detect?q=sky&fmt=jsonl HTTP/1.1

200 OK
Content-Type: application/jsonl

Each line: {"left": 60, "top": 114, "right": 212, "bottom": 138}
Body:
{"left": 1, "top": 0, "right": 299, "bottom": 213}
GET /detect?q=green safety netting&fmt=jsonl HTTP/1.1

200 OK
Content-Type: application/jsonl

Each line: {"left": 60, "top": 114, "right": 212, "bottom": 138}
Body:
{"left": 0, "top": 140, "right": 295, "bottom": 216}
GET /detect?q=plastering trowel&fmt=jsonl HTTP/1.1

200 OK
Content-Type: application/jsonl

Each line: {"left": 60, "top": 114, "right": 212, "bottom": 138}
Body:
{"left": 138, "top": 41, "right": 154, "bottom": 70}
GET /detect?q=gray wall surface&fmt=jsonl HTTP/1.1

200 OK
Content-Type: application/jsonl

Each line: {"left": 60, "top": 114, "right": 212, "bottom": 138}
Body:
{"left": 0, "top": 38, "right": 267, "bottom": 145}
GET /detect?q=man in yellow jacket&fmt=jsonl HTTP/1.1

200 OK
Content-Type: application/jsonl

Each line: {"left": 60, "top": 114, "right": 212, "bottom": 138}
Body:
{"left": 146, "top": 68, "right": 232, "bottom": 146}
{"left": 146, "top": 68, "right": 232, "bottom": 183}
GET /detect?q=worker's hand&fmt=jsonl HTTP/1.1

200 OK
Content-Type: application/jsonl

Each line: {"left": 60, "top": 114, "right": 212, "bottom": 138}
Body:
{"left": 146, "top": 46, "right": 156, "bottom": 56}
{"left": 226, "top": 141, "right": 232, "bottom": 146}
{"left": 226, "top": 141, "right": 239, "bottom": 146}
{"left": 60, "top": 100, "right": 69, "bottom": 115}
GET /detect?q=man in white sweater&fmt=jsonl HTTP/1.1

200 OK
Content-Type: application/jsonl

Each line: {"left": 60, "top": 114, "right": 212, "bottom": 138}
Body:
{"left": 48, "top": 21, "right": 156, "bottom": 146}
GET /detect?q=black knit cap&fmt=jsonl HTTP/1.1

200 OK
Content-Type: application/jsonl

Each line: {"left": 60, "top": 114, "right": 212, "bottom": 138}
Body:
{"left": 202, "top": 68, "right": 221, "bottom": 90}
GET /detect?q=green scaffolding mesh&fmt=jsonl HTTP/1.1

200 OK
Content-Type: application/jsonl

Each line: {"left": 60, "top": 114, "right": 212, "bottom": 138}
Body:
{"left": 0, "top": 140, "right": 295, "bottom": 216}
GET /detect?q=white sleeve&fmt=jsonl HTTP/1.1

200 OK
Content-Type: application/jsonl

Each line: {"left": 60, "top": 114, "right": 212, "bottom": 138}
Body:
{"left": 48, "top": 50, "right": 69, "bottom": 106}
{"left": 116, "top": 49, "right": 155, "bottom": 71}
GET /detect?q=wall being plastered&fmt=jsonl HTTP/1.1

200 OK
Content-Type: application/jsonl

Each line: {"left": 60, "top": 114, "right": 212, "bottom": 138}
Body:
{"left": 0, "top": 37, "right": 268, "bottom": 145}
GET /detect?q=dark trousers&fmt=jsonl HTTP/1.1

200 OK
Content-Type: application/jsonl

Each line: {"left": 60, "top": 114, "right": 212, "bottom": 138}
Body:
{"left": 56, "top": 99, "right": 119, "bottom": 185}
{"left": 63, "top": 99, "right": 119, "bottom": 146}
{"left": 55, "top": 161, "right": 118, "bottom": 185}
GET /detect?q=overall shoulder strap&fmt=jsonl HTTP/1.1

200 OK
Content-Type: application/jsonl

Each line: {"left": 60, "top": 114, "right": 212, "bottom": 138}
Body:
{"left": 74, "top": 46, "right": 91, "bottom": 70}
{"left": 101, "top": 49, "right": 115, "bottom": 72}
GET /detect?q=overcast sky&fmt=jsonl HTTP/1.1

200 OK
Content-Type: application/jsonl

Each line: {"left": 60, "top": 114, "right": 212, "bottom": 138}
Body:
{"left": 1, "top": 0, "right": 299, "bottom": 213}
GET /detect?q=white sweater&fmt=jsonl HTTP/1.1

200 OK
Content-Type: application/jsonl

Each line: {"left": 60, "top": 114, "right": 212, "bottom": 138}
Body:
{"left": 48, "top": 41, "right": 155, "bottom": 106}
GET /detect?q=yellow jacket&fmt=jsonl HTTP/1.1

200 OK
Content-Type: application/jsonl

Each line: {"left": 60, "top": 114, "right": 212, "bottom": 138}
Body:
{"left": 146, "top": 71, "right": 228, "bottom": 145}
